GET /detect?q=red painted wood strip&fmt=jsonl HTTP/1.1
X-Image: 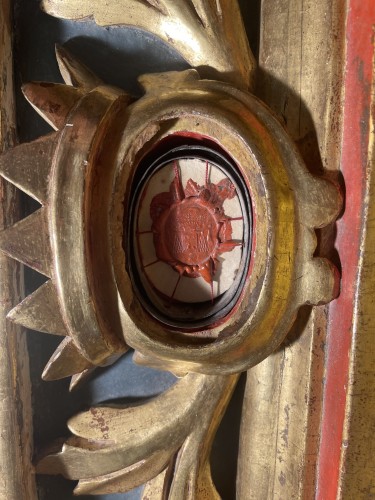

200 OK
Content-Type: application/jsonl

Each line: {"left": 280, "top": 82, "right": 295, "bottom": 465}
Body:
{"left": 316, "top": 2, "right": 375, "bottom": 498}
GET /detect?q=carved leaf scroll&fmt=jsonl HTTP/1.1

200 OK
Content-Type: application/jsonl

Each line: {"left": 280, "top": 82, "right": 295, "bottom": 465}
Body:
{"left": 37, "top": 372, "right": 238, "bottom": 496}
{"left": 41, "top": 0, "right": 255, "bottom": 89}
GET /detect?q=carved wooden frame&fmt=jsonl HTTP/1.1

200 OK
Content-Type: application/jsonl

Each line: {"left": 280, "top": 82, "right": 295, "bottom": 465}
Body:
{"left": 0, "top": 1, "right": 374, "bottom": 499}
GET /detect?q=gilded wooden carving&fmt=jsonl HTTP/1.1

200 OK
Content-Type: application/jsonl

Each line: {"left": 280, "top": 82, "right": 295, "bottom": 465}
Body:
{"left": 0, "top": 0, "right": 374, "bottom": 499}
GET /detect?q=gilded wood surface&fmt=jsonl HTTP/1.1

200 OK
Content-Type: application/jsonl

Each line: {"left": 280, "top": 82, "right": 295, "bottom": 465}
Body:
{"left": 0, "top": 0, "right": 362, "bottom": 498}
{"left": 0, "top": 46, "right": 339, "bottom": 495}
{"left": 37, "top": 373, "right": 238, "bottom": 497}
{"left": 237, "top": 1, "right": 346, "bottom": 498}
{"left": 0, "top": 1, "right": 37, "bottom": 498}
{"left": 41, "top": 0, "right": 255, "bottom": 90}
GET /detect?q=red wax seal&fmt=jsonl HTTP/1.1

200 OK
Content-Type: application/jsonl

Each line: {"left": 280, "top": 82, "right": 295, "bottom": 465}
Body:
{"left": 150, "top": 161, "right": 242, "bottom": 299}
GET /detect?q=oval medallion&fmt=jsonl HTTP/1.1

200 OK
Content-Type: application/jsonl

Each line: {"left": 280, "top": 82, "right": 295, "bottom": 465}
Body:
{"left": 129, "top": 143, "right": 252, "bottom": 330}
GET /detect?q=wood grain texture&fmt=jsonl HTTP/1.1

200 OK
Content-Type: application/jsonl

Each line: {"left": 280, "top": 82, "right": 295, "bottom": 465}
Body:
{"left": 317, "top": 2, "right": 375, "bottom": 498}
{"left": 237, "top": 1, "right": 346, "bottom": 498}
{"left": 0, "top": 1, "right": 37, "bottom": 498}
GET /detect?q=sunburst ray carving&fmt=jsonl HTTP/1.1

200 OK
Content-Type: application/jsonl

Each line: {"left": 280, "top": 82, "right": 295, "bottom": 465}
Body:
{"left": 22, "top": 82, "right": 83, "bottom": 130}
{"left": 7, "top": 280, "right": 67, "bottom": 336}
{"left": 0, "top": 209, "right": 52, "bottom": 276}
{"left": 0, "top": 132, "right": 57, "bottom": 203}
{"left": 55, "top": 44, "right": 103, "bottom": 89}
{"left": 0, "top": 46, "right": 129, "bottom": 386}
{"left": 42, "top": 337, "right": 94, "bottom": 381}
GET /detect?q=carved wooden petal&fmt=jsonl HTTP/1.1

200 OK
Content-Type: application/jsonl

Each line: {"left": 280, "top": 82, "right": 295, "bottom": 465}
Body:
{"left": 37, "top": 372, "right": 238, "bottom": 497}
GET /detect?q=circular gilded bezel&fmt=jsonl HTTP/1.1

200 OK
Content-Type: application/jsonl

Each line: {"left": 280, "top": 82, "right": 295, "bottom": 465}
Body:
{"left": 48, "top": 86, "right": 128, "bottom": 364}
{"left": 110, "top": 76, "right": 308, "bottom": 375}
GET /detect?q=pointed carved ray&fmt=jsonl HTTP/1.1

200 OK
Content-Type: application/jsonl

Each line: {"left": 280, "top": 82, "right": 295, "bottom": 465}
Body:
{"left": 55, "top": 45, "right": 103, "bottom": 90}
{"left": 0, "top": 133, "right": 57, "bottom": 204}
{"left": 42, "top": 337, "right": 93, "bottom": 381}
{"left": 41, "top": 0, "right": 255, "bottom": 89}
{"left": 7, "top": 280, "right": 67, "bottom": 336}
{"left": 0, "top": 209, "right": 52, "bottom": 276}
{"left": 22, "top": 82, "right": 83, "bottom": 130}
{"left": 69, "top": 367, "right": 96, "bottom": 392}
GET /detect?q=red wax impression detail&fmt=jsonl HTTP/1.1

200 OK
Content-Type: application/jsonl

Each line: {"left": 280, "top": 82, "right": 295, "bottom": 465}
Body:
{"left": 150, "top": 161, "right": 241, "bottom": 292}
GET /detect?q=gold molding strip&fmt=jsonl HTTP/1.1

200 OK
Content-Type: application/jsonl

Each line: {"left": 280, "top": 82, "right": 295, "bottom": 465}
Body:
{"left": 0, "top": 1, "right": 37, "bottom": 499}
{"left": 237, "top": 0, "right": 346, "bottom": 498}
